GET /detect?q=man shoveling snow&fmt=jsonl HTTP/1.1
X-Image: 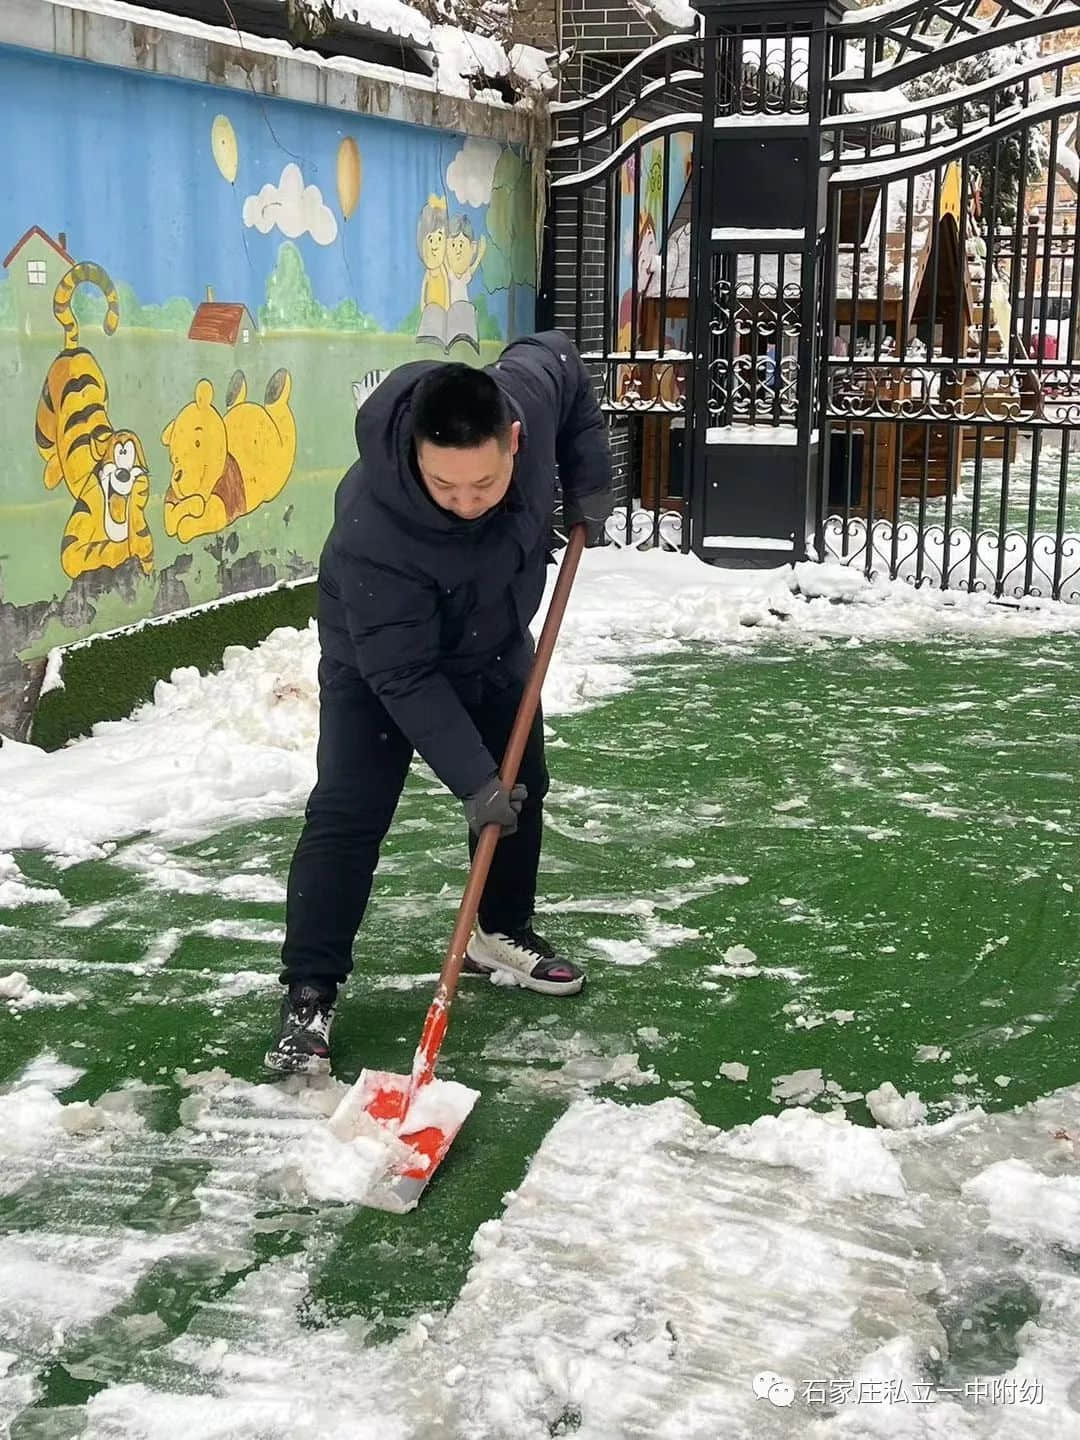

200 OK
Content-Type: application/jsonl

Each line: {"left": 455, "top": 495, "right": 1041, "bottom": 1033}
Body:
{"left": 266, "top": 333, "right": 613, "bottom": 1074}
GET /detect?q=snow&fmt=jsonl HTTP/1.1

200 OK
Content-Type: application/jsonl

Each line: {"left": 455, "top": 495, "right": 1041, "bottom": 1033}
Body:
{"left": 712, "top": 227, "right": 806, "bottom": 241}
{"left": 0, "top": 972, "right": 79, "bottom": 1012}
{"left": 771, "top": 1067, "right": 828, "bottom": 1105}
{"left": 5, "top": 551, "right": 1080, "bottom": 866}
{"left": 720, "top": 1106, "right": 907, "bottom": 1199}
{"left": 42, "top": 0, "right": 548, "bottom": 105}
{"left": 704, "top": 534, "right": 795, "bottom": 550}
{"left": 4, "top": 1082, "right": 1064, "bottom": 1435}
{"left": 428, "top": 24, "right": 508, "bottom": 83}
{"left": 0, "top": 853, "right": 66, "bottom": 909}
{"left": 842, "top": 0, "right": 925, "bottom": 23}
{"left": 714, "top": 113, "right": 810, "bottom": 128}
{"left": 507, "top": 43, "right": 557, "bottom": 94}
{"left": 328, "top": 0, "right": 432, "bottom": 44}
{"left": 833, "top": 89, "right": 1077, "bottom": 184}
{"left": 550, "top": 35, "right": 692, "bottom": 117}
{"left": 0, "top": 1081, "right": 145, "bottom": 1175}
{"left": 392, "top": 1075, "right": 479, "bottom": 1137}
{"left": 12, "top": 1052, "right": 85, "bottom": 1093}
{"left": 39, "top": 648, "right": 64, "bottom": 697}
{"left": 718, "top": 1061, "right": 749, "bottom": 1082}
{"left": 866, "top": 1081, "right": 929, "bottom": 1130}
{"left": 480, "top": 1021, "right": 660, "bottom": 1099}
{"left": 585, "top": 936, "right": 656, "bottom": 965}
{"left": 839, "top": 85, "right": 913, "bottom": 116}
{"left": 627, "top": 0, "right": 698, "bottom": 32}
{"left": 551, "top": 113, "right": 703, "bottom": 191}
{"left": 0, "top": 1086, "right": 70, "bottom": 1161}
{"left": 706, "top": 426, "right": 800, "bottom": 445}
{"left": 282, "top": 1117, "right": 419, "bottom": 1205}
{"left": 963, "top": 1159, "right": 1080, "bottom": 1250}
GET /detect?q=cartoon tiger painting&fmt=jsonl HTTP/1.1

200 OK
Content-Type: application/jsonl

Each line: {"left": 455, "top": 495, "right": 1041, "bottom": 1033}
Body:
{"left": 36, "top": 262, "right": 153, "bottom": 580}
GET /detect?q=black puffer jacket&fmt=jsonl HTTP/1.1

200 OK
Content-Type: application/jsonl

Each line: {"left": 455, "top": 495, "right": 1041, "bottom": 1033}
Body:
{"left": 318, "top": 331, "right": 611, "bottom": 797}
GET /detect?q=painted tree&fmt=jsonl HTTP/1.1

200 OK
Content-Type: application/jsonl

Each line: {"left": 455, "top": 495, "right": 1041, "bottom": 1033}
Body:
{"left": 473, "top": 292, "right": 503, "bottom": 343}
{"left": 329, "top": 297, "right": 378, "bottom": 333}
{"left": 482, "top": 148, "right": 535, "bottom": 340}
{"left": 261, "top": 241, "right": 378, "bottom": 331}
{"left": 261, "top": 241, "right": 325, "bottom": 330}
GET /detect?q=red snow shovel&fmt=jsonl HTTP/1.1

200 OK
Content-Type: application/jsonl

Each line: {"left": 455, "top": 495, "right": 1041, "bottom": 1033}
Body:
{"left": 328, "top": 524, "right": 588, "bottom": 1211}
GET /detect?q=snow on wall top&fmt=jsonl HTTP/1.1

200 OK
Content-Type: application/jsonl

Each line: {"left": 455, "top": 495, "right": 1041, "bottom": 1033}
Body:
{"left": 628, "top": 0, "right": 700, "bottom": 33}
{"left": 327, "top": 0, "right": 433, "bottom": 45}
{"left": 46, "top": 0, "right": 555, "bottom": 104}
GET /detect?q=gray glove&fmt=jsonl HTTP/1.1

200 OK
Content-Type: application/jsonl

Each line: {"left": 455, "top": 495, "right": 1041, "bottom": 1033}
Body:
{"left": 563, "top": 486, "right": 614, "bottom": 547}
{"left": 463, "top": 777, "right": 527, "bottom": 837}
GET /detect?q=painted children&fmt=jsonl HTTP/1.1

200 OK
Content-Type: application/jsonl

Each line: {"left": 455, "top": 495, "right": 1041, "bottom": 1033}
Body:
{"left": 416, "top": 195, "right": 450, "bottom": 347}
{"left": 444, "top": 214, "right": 486, "bottom": 354}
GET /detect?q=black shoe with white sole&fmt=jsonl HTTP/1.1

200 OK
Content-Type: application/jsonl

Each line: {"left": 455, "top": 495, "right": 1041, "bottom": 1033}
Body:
{"left": 264, "top": 983, "right": 336, "bottom": 1075}
{"left": 464, "top": 923, "right": 585, "bottom": 995}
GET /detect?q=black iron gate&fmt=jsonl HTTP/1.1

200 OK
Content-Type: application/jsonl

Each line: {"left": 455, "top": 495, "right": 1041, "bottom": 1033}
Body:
{"left": 544, "top": 37, "right": 704, "bottom": 555}
{"left": 821, "top": 3, "right": 1080, "bottom": 601}
{"left": 546, "top": 0, "right": 1080, "bottom": 599}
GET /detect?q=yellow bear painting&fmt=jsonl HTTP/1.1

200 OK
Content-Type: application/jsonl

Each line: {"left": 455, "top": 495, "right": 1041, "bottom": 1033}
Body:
{"left": 161, "top": 369, "right": 296, "bottom": 545}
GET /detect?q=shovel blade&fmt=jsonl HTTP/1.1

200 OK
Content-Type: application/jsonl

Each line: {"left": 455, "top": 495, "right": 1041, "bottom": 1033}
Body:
{"left": 327, "top": 1068, "right": 474, "bottom": 1213}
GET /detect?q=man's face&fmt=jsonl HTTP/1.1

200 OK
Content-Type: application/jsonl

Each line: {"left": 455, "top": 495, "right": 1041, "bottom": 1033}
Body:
{"left": 416, "top": 421, "right": 520, "bottom": 521}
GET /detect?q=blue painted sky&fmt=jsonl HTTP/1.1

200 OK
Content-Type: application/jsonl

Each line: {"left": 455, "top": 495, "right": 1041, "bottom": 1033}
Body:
{"left": 1, "top": 43, "right": 527, "bottom": 336}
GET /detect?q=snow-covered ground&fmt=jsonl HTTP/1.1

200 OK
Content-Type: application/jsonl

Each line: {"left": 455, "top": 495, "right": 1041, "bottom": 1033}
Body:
{"left": 4, "top": 550, "right": 1080, "bottom": 866}
{"left": 4, "top": 550, "right": 1080, "bottom": 1436}
{"left": 2, "top": 1062, "right": 1079, "bottom": 1436}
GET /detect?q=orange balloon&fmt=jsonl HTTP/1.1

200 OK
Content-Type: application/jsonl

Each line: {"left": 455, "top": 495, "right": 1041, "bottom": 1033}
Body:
{"left": 337, "top": 137, "right": 362, "bottom": 220}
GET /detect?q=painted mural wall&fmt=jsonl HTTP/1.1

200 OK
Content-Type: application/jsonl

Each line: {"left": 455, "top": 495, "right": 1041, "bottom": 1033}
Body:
{"left": 0, "top": 44, "right": 536, "bottom": 670}
{"left": 615, "top": 123, "right": 693, "bottom": 406}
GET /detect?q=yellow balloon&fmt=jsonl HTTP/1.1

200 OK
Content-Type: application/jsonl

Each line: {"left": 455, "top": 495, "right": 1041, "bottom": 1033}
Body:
{"left": 337, "top": 136, "right": 362, "bottom": 221}
{"left": 211, "top": 114, "right": 238, "bottom": 185}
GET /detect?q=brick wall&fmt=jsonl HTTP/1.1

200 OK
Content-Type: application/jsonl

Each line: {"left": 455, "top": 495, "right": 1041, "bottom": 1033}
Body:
{"left": 513, "top": 0, "right": 560, "bottom": 51}
{"left": 562, "top": 2, "right": 659, "bottom": 56}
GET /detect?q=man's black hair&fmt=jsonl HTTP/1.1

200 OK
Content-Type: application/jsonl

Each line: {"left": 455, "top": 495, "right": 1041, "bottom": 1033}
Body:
{"left": 412, "top": 364, "right": 513, "bottom": 450}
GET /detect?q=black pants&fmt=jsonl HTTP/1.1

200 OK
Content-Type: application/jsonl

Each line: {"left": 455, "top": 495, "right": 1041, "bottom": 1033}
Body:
{"left": 280, "top": 655, "right": 550, "bottom": 990}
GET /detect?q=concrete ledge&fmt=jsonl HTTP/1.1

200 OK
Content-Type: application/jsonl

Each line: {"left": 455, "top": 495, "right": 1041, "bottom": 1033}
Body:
{"left": 1, "top": 0, "right": 538, "bottom": 147}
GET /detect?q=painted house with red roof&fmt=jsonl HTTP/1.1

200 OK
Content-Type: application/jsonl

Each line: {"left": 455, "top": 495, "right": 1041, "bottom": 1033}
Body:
{"left": 2, "top": 226, "right": 73, "bottom": 336}
{"left": 188, "top": 286, "right": 257, "bottom": 346}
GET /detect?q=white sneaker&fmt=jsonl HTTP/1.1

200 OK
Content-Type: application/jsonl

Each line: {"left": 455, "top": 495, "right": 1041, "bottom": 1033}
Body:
{"left": 464, "top": 923, "right": 585, "bottom": 996}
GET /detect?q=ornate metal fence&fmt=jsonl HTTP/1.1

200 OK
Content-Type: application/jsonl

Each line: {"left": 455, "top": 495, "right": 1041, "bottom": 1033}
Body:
{"left": 545, "top": 0, "right": 1080, "bottom": 597}
{"left": 545, "top": 37, "right": 704, "bottom": 553}
{"left": 819, "top": 1, "right": 1080, "bottom": 601}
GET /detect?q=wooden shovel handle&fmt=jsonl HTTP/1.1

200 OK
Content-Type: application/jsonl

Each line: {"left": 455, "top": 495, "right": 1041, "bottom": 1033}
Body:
{"left": 443, "top": 521, "right": 587, "bottom": 991}
{"left": 409, "top": 524, "right": 588, "bottom": 1092}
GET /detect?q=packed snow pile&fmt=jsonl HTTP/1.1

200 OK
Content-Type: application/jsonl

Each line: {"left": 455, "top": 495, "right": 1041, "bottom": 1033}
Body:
{"left": 867, "top": 1080, "right": 930, "bottom": 1130}
{"left": 0, "top": 971, "right": 79, "bottom": 1013}
{"left": 5, "top": 549, "right": 1080, "bottom": 865}
{"left": 0, "top": 853, "right": 66, "bottom": 910}
{"left": 3, "top": 1081, "right": 1075, "bottom": 1436}
{"left": 0, "top": 1063, "right": 148, "bottom": 1181}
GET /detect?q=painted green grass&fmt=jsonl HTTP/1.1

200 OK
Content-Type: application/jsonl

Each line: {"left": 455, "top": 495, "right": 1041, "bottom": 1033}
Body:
{"left": 3, "top": 329, "right": 500, "bottom": 650}
{"left": 2, "top": 636, "right": 1079, "bottom": 1415}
